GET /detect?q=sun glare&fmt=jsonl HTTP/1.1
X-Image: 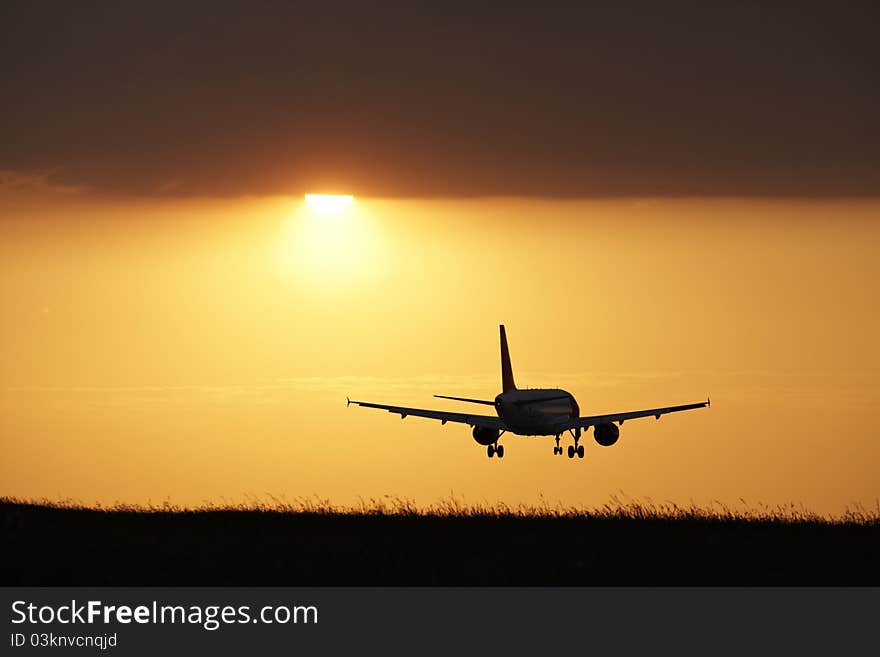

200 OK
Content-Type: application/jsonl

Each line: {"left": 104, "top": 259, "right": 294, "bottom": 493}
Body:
{"left": 305, "top": 194, "right": 354, "bottom": 214}
{"left": 279, "top": 196, "right": 385, "bottom": 285}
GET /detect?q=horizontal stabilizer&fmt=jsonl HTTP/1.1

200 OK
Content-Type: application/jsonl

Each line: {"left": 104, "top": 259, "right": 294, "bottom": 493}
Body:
{"left": 434, "top": 395, "right": 496, "bottom": 406}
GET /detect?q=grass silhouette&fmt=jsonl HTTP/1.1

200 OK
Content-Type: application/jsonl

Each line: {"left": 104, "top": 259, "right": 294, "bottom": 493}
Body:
{"left": 2, "top": 495, "right": 878, "bottom": 585}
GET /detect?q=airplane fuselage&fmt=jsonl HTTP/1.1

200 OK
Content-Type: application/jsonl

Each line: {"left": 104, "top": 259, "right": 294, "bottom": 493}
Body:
{"left": 494, "top": 388, "right": 579, "bottom": 436}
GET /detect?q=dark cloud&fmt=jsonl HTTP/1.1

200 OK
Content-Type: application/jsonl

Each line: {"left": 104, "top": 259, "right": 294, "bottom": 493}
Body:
{"left": 1, "top": 2, "right": 878, "bottom": 198}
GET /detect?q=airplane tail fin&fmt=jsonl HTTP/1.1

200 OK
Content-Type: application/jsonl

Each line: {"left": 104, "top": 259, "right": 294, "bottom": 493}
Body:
{"left": 500, "top": 324, "right": 517, "bottom": 392}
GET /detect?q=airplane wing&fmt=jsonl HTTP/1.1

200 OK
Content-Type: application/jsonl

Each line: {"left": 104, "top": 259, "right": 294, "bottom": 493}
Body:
{"left": 347, "top": 398, "right": 505, "bottom": 430}
{"left": 566, "top": 399, "right": 710, "bottom": 429}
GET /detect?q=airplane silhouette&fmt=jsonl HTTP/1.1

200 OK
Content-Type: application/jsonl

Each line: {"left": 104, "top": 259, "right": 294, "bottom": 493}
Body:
{"left": 348, "top": 325, "right": 709, "bottom": 459}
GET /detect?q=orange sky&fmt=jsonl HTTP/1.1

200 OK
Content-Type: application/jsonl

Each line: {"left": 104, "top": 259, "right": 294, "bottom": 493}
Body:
{"left": 1, "top": 190, "right": 878, "bottom": 514}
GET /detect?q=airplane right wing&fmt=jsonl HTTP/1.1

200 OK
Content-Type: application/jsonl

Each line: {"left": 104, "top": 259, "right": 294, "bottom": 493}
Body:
{"left": 347, "top": 398, "right": 505, "bottom": 430}
{"left": 565, "top": 399, "right": 710, "bottom": 430}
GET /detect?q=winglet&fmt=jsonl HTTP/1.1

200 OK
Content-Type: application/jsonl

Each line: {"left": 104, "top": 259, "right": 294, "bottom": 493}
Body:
{"left": 707, "top": 396, "right": 711, "bottom": 408}
{"left": 346, "top": 396, "right": 351, "bottom": 407}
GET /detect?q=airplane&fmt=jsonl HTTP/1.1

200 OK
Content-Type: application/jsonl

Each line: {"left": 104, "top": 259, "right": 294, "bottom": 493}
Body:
{"left": 348, "top": 325, "right": 709, "bottom": 459}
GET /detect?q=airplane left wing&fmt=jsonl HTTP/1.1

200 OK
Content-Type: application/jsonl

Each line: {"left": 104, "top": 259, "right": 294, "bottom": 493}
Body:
{"left": 565, "top": 399, "right": 710, "bottom": 430}
{"left": 347, "top": 398, "right": 505, "bottom": 430}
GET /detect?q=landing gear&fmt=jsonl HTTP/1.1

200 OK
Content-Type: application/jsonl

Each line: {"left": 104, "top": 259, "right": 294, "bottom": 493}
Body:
{"left": 553, "top": 434, "right": 562, "bottom": 455}
{"left": 487, "top": 443, "right": 505, "bottom": 459}
{"left": 567, "top": 428, "right": 585, "bottom": 459}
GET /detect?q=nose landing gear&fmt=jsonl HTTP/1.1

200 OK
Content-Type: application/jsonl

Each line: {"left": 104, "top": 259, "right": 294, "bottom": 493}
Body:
{"left": 553, "top": 434, "right": 562, "bottom": 455}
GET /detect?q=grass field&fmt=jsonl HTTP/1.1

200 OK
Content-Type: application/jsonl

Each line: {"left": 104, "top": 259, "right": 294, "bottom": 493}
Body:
{"left": 3, "top": 496, "right": 878, "bottom": 585}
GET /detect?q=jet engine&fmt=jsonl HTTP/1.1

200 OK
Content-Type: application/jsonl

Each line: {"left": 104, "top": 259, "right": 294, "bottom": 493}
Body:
{"left": 472, "top": 427, "right": 500, "bottom": 445}
{"left": 594, "top": 422, "right": 620, "bottom": 447}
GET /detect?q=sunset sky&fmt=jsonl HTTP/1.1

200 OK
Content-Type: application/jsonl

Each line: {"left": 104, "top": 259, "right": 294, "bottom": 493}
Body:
{"left": 2, "top": 3, "right": 878, "bottom": 514}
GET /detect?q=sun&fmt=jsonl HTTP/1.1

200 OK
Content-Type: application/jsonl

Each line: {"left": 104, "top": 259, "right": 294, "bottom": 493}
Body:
{"left": 279, "top": 194, "right": 385, "bottom": 286}
{"left": 305, "top": 194, "right": 354, "bottom": 214}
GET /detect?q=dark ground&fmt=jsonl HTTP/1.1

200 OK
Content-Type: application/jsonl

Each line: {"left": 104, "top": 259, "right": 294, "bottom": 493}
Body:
{"left": 2, "top": 501, "right": 878, "bottom": 585}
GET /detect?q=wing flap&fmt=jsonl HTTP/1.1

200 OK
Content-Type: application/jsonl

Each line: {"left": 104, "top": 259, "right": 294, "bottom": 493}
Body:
{"left": 348, "top": 399, "right": 505, "bottom": 430}
{"left": 567, "top": 399, "right": 709, "bottom": 430}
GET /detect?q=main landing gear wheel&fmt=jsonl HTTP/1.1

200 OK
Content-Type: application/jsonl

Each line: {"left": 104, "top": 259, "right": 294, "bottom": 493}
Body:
{"left": 567, "top": 445, "right": 575, "bottom": 459}
{"left": 577, "top": 444, "right": 585, "bottom": 458}
{"left": 487, "top": 444, "right": 504, "bottom": 459}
